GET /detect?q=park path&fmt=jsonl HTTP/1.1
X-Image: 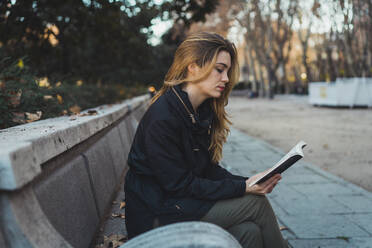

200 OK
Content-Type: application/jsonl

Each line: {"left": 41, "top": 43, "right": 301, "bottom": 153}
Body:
{"left": 99, "top": 128, "right": 372, "bottom": 248}
{"left": 223, "top": 128, "right": 372, "bottom": 248}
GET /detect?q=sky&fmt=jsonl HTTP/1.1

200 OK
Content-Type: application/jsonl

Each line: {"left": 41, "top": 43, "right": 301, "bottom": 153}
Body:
{"left": 149, "top": 0, "right": 349, "bottom": 46}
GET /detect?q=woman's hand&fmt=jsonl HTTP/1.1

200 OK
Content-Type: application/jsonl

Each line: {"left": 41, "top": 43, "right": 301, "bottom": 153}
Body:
{"left": 245, "top": 172, "right": 282, "bottom": 195}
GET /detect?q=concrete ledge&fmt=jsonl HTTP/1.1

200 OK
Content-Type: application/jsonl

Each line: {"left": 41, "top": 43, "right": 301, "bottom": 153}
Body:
{"left": 0, "top": 94, "right": 149, "bottom": 190}
{"left": 121, "top": 222, "right": 242, "bottom": 248}
{"left": 0, "top": 94, "right": 150, "bottom": 248}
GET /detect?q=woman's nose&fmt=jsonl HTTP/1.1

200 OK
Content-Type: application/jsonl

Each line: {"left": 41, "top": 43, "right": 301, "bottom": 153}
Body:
{"left": 221, "top": 72, "right": 229, "bottom": 83}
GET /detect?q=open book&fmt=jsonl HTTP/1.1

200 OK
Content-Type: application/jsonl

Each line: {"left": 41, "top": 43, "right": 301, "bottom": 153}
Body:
{"left": 248, "top": 141, "right": 307, "bottom": 187}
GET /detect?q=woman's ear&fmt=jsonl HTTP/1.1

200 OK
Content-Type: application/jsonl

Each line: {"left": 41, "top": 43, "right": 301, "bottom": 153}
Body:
{"left": 187, "top": 63, "right": 200, "bottom": 77}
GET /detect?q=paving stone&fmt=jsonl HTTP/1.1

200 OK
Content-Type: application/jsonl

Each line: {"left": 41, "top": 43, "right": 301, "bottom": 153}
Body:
{"left": 33, "top": 155, "right": 99, "bottom": 248}
{"left": 348, "top": 237, "right": 372, "bottom": 248}
{"left": 276, "top": 218, "right": 297, "bottom": 240}
{"left": 83, "top": 138, "right": 117, "bottom": 217}
{"left": 105, "top": 127, "right": 127, "bottom": 180}
{"left": 293, "top": 183, "right": 358, "bottom": 196}
{"left": 273, "top": 192, "right": 352, "bottom": 215}
{"left": 283, "top": 214, "right": 369, "bottom": 239}
{"left": 345, "top": 213, "right": 372, "bottom": 235}
{"left": 289, "top": 238, "right": 350, "bottom": 248}
{"left": 281, "top": 172, "right": 331, "bottom": 184}
{"left": 269, "top": 197, "right": 290, "bottom": 218}
{"left": 331, "top": 195, "right": 372, "bottom": 213}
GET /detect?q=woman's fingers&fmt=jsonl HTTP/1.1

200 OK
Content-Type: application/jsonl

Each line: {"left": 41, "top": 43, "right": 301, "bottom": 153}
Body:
{"left": 246, "top": 174, "right": 282, "bottom": 195}
{"left": 260, "top": 174, "right": 281, "bottom": 188}
{"left": 259, "top": 174, "right": 281, "bottom": 193}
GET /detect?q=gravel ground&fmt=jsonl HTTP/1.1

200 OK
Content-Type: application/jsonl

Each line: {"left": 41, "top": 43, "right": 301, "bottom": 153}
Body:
{"left": 226, "top": 95, "right": 372, "bottom": 192}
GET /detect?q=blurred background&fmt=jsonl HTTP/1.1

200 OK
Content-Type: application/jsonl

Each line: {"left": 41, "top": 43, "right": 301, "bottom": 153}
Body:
{"left": 1, "top": 0, "right": 371, "bottom": 128}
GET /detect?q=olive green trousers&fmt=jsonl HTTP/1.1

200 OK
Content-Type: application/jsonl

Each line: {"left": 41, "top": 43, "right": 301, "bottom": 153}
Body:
{"left": 201, "top": 194, "right": 288, "bottom": 248}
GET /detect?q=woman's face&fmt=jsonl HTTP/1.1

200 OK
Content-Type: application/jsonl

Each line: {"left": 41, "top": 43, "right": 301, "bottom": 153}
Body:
{"left": 192, "top": 50, "right": 231, "bottom": 99}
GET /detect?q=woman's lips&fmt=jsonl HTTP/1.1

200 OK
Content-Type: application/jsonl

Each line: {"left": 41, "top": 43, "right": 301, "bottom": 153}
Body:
{"left": 217, "top": 86, "right": 225, "bottom": 91}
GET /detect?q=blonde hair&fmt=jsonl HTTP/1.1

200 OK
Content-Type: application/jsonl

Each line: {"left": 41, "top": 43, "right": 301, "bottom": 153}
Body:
{"left": 152, "top": 32, "right": 240, "bottom": 163}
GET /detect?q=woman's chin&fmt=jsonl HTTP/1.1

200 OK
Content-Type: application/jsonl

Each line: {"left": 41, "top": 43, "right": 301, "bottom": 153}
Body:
{"left": 210, "top": 91, "right": 223, "bottom": 98}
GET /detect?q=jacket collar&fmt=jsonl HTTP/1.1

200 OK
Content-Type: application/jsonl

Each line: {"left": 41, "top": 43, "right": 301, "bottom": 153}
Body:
{"left": 165, "top": 84, "right": 213, "bottom": 134}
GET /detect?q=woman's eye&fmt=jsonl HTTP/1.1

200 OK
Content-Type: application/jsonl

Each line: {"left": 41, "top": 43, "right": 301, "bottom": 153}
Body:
{"left": 216, "top": 68, "right": 223, "bottom": 73}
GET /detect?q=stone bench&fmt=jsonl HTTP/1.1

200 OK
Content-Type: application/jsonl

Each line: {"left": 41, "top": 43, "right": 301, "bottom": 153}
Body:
{"left": 120, "top": 222, "right": 242, "bottom": 248}
{"left": 0, "top": 95, "right": 150, "bottom": 248}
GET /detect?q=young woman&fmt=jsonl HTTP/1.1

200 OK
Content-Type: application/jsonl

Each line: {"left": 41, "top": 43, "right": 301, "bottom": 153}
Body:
{"left": 124, "top": 32, "right": 287, "bottom": 248}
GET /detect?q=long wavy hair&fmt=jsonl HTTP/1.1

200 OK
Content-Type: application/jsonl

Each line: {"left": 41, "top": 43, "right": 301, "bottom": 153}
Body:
{"left": 151, "top": 32, "right": 240, "bottom": 163}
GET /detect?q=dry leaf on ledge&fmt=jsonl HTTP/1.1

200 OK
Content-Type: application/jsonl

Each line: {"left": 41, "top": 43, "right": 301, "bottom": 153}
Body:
{"left": 25, "top": 111, "right": 42, "bottom": 123}
{"left": 119, "top": 201, "right": 126, "bottom": 209}
{"left": 69, "top": 105, "right": 81, "bottom": 114}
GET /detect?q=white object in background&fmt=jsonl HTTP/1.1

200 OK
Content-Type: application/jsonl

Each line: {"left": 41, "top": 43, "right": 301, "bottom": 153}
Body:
{"left": 308, "top": 77, "right": 372, "bottom": 107}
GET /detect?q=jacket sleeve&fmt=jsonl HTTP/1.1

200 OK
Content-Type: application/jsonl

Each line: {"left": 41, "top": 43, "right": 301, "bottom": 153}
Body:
{"left": 144, "top": 119, "right": 246, "bottom": 201}
{"left": 205, "top": 162, "right": 249, "bottom": 181}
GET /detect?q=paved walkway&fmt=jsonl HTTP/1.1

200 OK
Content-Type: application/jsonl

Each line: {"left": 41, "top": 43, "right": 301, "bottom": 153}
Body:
{"left": 223, "top": 128, "right": 372, "bottom": 248}
{"left": 98, "top": 128, "right": 372, "bottom": 248}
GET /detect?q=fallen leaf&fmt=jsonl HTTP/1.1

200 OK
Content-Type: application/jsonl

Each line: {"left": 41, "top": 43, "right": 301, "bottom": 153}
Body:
{"left": 323, "top": 144, "right": 329, "bottom": 149}
{"left": 25, "top": 111, "right": 42, "bottom": 123}
{"left": 119, "top": 201, "right": 126, "bottom": 209}
{"left": 69, "top": 105, "right": 81, "bottom": 114}
{"left": 103, "top": 234, "right": 127, "bottom": 248}
{"left": 87, "top": 110, "right": 98, "bottom": 115}
{"left": 279, "top": 226, "right": 288, "bottom": 231}
{"left": 79, "top": 110, "right": 98, "bottom": 117}
{"left": 56, "top": 82, "right": 62, "bottom": 87}
{"left": 56, "top": 94, "right": 63, "bottom": 104}
{"left": 111, "top": 213, "right": 125, "bottom": 219}
{"left": 336, "top": 236, "right": 350, "bottom": 242}
{"left": 62, "top": 110, "right": 68, "bottom": 115}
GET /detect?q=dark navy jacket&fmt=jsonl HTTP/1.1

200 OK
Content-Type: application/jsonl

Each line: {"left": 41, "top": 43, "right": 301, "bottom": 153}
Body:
{"left": 124, "top": 84, "right": 247, "bottom": 239}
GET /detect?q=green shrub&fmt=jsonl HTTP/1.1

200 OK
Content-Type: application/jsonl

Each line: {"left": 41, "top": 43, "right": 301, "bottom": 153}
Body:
{"left": 0, "top": 58, "right": 147, "bottom": 129}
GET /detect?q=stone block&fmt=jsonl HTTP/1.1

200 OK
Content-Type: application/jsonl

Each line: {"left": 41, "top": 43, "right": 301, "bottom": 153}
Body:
{"left": 117, "top": 120, "right": 132, "bottom": 158}
{"left": 132, "top": 104, "right": 148, "bottom": 122}
{"left": 348, "top": 237, "right": 372, "bottom": 248}
{"left": 289, "top": 238, "right": 350, "bottom": 248}
{"left": 273, "top": 191, "right": 352, "bottom": 214}
{"left": 34, "top": 155, "right": 98, "bottom": 248}
{"left": 83, "top": 138, "right": 117, "bottom": 218}
{"left": 283, "top": 214, "right": 369, "bottom": 239}
{"left": 332, "top": 195, "right": 372, "bottom": 213}
{"left": 345, "top": 213, "right": 372, "bottom": 235}
{"left": 293, "top": 183, "right": 358, "bottom": 196}
{"left": 105, "top": 127, "right": 127, "bottom": 180}
{"left": 281, "top": 172, "right": 331, "bottom": 184}
{"left": 124, "top": 115, "right": 138, "bottom": 143}
{"left": 121, "top": 222, "right": 242, "bottom": 248}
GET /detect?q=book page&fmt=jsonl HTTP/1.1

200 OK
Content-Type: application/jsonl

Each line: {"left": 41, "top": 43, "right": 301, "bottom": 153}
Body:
{"left": 248, "top": 141, "right": 307, "bottom": 187}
